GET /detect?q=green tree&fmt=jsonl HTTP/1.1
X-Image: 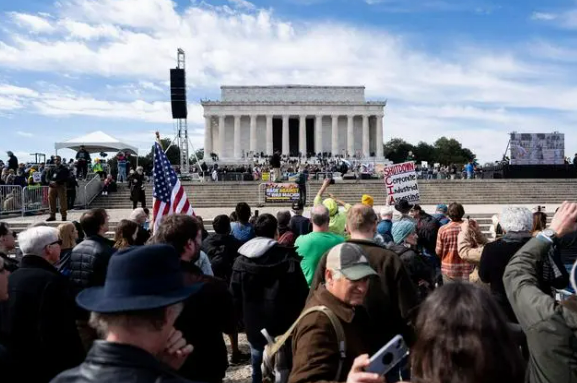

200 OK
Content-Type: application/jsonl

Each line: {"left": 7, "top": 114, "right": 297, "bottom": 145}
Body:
{"left": 383, "top": 138, "right": 415, "bottom": 164}
{"left": 434, "top": 137, "right": 475, "bottom": 165}
{"left": 145, "top": 138, "right": 181, "bottom": 165}
{"left": 190, "top": 148, "right": 204, "bottom": 164}
{"left": 413, "top": 142, "right": 436, "bottom": 163}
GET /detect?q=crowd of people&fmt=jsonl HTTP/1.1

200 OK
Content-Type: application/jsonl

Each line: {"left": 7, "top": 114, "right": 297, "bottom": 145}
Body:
{"left": 0, "top": 175, "right": 575, "bottom": 383}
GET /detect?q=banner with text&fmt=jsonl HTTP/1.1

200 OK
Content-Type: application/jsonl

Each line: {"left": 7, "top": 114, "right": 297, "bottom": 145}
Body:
{"left": 264, "top": 183, "right": 300, "bottom": 203}
{"left": 384, "top": 161, "right": 420, "bottom": 205}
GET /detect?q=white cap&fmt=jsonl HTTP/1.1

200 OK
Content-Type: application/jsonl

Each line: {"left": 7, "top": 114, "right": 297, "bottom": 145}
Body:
{"left": 18, "top": 227, "right": 59, "bottom": 256}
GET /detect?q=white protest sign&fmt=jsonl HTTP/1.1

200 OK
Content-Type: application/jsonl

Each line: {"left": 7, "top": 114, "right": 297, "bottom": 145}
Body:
{"left": 383, "top": 161, "right": 420, "bottom": 205}
{"left": 32, "top": 172, "right": 42, "bottom": 183}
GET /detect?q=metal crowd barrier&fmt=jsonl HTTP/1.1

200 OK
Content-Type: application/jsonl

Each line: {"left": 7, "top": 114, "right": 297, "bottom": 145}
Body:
{"left": 0, "top": 185, "right": 23, "bottom": 215}
{"left": 22, "top": 186, "right": 50, "bottom": 216}
{"left": 84, "top": 175, "right": 103, "bottom": 208}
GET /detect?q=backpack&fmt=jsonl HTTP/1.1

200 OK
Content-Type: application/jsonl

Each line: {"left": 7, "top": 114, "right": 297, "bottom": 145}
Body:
{"left": 261, "top": 305, "right": 346, "bottom": 383}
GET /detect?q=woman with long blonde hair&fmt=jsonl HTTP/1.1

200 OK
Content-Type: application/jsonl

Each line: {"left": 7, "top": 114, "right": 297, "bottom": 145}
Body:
{"left": 57, "top": 222, "right": 78, "bottom": 275}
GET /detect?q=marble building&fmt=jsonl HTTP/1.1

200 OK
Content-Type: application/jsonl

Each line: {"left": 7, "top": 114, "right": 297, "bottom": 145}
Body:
{"left": 201, "top": 85, "right": 386, "bottom": 162}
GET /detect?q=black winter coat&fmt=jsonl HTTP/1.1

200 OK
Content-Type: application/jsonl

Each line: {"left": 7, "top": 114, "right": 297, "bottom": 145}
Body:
{"left": 7, "top": 155, "right": 17, "bottom": 171}
{"left": 129, "top": 173, "right": 146, "bottom": 202}
{"left": 479, "top": 233, "right": 532, "bottom": 323}
{"left": 201, "top": 233, "right": 241, "bottom": 282}
{"left": 386, "top": 243, "right": 435, "bottom": 300}
{"left": 69, "top": 236, "right": 115, "bottom": 301}
{"left": 230, "top": 238, "right": 308, "bottom": 348}
{"left": 6, "top": 255, "right": 84, "bottom": 383}
{"left": 50, "top": 341, "right": 195, "bottom": 383}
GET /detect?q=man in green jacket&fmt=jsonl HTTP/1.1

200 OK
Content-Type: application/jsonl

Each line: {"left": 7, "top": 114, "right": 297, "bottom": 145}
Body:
{"left": 504, "top": 201, "right": 577, "bottom": 383}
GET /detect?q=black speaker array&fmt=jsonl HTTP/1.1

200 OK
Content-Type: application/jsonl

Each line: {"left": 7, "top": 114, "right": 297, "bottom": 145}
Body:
{"left": 170, "top": 68, "right": 187, "bottom": 119}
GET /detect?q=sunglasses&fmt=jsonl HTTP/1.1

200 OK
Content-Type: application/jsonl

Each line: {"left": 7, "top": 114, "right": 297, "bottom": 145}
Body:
{"left": 47, "top": 239, "right": 63, "bottom": 247}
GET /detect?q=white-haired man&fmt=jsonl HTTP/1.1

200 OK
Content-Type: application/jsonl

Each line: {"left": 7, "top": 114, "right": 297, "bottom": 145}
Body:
{"left": 6, "top": 226, "right": 84, "bottom": 382}
{"left": 504, "top": 201, "right": 577, "bottom": 383}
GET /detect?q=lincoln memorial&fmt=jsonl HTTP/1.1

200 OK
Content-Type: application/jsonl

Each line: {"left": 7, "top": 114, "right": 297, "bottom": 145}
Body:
{"left": 201, "top": 85, "right": 386, "bottom": 162}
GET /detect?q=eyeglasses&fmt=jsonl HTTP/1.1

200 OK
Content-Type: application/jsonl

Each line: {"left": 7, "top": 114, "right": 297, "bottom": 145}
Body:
{"left": 47, "top": 239, "right": 63, "bottom": 247}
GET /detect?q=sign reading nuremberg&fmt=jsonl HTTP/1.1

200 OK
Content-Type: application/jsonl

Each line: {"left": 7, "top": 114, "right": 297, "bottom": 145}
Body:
{"left": 264, "top": 183, "right": 300, "bottom": 203}
{"left": 384, "top": 161, "right": 420, "bottom": 205}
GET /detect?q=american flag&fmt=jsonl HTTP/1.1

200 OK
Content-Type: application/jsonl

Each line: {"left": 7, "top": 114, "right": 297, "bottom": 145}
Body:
{"left": 152, "top": 141, "right": 194, "bottom": 232}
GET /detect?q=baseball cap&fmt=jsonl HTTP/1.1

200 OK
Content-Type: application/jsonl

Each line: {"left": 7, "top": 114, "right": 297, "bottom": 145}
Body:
{"left": 326, "top": 243, "right": 377, "bottom": 281}
{"left": 436, "top": 204, "right": 448, "bottom": 213}
{"left": 292, "top": 201, "right": 304, "bottom": 211}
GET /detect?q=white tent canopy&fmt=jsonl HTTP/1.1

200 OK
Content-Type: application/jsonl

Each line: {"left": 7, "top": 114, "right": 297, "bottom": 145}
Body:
{"left": 55, "top": 131, "right": 139, "bottom": 155}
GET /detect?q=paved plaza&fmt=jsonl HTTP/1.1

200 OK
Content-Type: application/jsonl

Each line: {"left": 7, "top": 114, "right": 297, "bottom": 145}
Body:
{"left": 1, "top": 203, "right": 560, "bottom": 225}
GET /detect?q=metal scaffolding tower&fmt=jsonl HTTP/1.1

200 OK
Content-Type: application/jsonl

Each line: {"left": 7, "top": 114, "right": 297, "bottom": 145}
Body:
{"left": 175, "top": 48, "right": 190, "bottom": 174}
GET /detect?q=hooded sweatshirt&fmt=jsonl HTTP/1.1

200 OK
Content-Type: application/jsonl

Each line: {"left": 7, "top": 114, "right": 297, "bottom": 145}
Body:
{"left": 314, "top": 196, "right": 351, "bottom": 237}
{"left": 230, "top": 237, "right": 308, "bottom": 348}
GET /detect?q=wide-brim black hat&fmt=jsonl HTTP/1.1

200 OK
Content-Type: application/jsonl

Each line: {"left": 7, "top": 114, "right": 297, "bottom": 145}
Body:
{"left": 395, "top": 199, "right": 414, "bottom": 212}
{"left": 77, "top": 244, "right": 202, "bottom": 313}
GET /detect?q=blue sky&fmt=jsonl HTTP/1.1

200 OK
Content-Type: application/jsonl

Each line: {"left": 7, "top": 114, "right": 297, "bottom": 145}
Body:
{"left": 1, "top": 0, "right": 577, "bottom": 163}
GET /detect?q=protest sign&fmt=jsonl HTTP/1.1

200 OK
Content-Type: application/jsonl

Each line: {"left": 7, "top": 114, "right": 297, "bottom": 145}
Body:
{"left": 264, "top": 183, "right": 300, "bottom": 203}
{"left": 383, "top": 161, "right": 420, "bottom": 205}
{"left": 32, "top": 172, "right": 42, "bottom": 183}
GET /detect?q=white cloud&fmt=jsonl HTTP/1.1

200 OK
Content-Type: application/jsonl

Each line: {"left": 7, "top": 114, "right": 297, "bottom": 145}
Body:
{"left": 16, "top": 131, "right": 33, "bottom": 137}
{"left": 1, "top": 0, "right": 577, "bottom": 161}
{"left": 0, "top": 84, "right": 39, "bottom": 97}
{"left": 8, "top": 12, "right": 55, "bottom": 33}
{"left": 531, "top": 12, "right": 557, "bottom": 21}
{"left": 228, "top": 0, "right": 256, "bottom": 10}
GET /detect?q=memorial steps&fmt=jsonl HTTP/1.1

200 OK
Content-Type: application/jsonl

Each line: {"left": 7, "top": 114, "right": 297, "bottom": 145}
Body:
{"left": 89, "top": 179, "right": 577, "bottom": 209}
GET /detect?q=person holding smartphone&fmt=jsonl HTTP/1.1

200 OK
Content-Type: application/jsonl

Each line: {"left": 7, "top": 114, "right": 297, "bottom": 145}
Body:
{"left": 289, "top": 243, "right": 384, "bottom": 383}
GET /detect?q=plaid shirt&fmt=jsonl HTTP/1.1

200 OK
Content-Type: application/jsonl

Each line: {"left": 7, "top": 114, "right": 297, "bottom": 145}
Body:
{"left": 436, "top": 221, "right": 473, "bottom": 280}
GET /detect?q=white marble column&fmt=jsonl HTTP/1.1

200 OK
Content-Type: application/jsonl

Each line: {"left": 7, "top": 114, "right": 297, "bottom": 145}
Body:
{"left": 347, "top": 115, "right": 354, "bottom": 158}
{"left": 234, "top": 115, "right": 241, "bottom": 159}
{"left": 362, "top": 114, "right": 370, "bottom": 158}
{"left": 331, "top": 115, "right": 339, "bottom": 156}
{"left": 249, "top": 114, "right": 257, "bottom": 154}
{"left": 376, "top": 114, "right": 384, "bottom": 158}
{"left": 218, "top": 115, "right": 225, "bottom": 158}
{"left": 282, "top": 115, "right": 289, "bottom": 156}
{"left": 299, "top": 115, "right": 307, "bottom": 157}
{"left": 204, "top": 115, "right": 213, "bottom": 156}
{"left": 315, "top": 115, "right": 323, "bottom": 155}
{"left": 266, "top": 115, "right": 273, "bottom": 155}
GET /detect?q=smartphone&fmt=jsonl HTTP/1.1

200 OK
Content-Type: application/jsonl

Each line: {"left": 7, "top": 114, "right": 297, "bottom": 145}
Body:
{"left": 365, "top": 335, "right": 408, "bottom": 376}
{"left": 254, "top": 210, "right": 259, "bottom": 217}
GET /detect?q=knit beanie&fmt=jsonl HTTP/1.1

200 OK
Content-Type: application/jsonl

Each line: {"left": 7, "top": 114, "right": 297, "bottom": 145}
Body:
{"left": 361, "top": 195, "right": 374, "bottom": 207}
{"left": 392, "top": 220, "right": 416, "bottom": 244}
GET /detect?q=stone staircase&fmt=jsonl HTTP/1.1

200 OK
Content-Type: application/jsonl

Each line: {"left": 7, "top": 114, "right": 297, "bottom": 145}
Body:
{"left": 89, "top": 179, "right": 577, "bottom": 209}
{"left": 6, "top": 213, "right": 553, "bottom": 242}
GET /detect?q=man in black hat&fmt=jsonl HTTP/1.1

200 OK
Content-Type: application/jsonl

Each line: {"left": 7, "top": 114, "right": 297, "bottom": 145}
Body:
{"left": 51, "top": 244, "right": 201, "bottom": 383}
{"left": 395, "top": 199, "right": 416, "bottom": 224}
{"left": 289, "top": 201, "right": 311, "bottom": 239}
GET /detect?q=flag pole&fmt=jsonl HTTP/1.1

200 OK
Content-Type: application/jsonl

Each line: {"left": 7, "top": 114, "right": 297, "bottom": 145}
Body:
{"left": 152, "top": 131, "right": 161, "bottom": 233}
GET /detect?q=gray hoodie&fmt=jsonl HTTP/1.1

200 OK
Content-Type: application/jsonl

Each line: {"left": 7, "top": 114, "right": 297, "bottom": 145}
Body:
{"left": 238, "top": 237, "right": 278, "bottom": 259}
